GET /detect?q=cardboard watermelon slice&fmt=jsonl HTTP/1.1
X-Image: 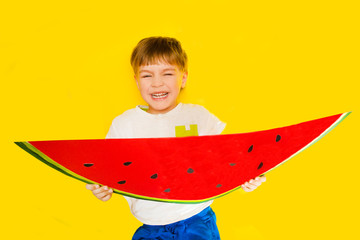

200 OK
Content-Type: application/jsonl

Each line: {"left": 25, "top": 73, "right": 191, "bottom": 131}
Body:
{"left": 15, "top": 112, "right": 350, "bottom": 203}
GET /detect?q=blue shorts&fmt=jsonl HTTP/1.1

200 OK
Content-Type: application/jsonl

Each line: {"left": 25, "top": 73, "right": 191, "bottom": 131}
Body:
{"left": 132, "top": 207, "right": 220, "bottom": 240}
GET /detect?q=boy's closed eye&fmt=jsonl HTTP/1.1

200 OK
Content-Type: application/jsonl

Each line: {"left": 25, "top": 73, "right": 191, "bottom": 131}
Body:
{"left": 141, "top": 75, "right": 152, "bottom": 78}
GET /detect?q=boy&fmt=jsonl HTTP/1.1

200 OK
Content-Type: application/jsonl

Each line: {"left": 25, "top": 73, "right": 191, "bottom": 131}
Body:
{"left": 86, "top": 37, "right": 266, "bottom": 239}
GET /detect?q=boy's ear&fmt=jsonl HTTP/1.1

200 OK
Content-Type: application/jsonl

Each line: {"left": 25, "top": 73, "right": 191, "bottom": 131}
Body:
{"left": 134, "top": 74, "right": 139, "bottom": 89}
{"left": 181, "top": 71, "right": 188, "bottom": 88}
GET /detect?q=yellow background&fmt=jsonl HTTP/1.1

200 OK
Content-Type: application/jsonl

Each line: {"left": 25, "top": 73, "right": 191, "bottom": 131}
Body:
{"left": 1, "top": 0, "right": 359, "bottom": 239}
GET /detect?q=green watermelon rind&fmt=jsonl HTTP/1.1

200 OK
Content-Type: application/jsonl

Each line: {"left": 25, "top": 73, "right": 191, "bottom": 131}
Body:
{"left": 14, "top": 141, "right": 171, "bottom": 202}
{"left": 15, "top": 142, "right": 95, "bottom": 185}
{"left": 15, "top": 112, "right": 351, "bottom": 204}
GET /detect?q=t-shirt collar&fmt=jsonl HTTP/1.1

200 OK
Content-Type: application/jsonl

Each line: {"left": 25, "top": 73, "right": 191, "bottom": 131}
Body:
{"left": 136, "top": 103, "right": 183, "bottom": 118}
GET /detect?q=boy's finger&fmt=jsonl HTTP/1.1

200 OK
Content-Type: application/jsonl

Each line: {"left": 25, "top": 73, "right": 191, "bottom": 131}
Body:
{"left": 247, "top": 183, "right": 257, "bottom": 190}
{"left": 247, "top": 181, "right": 259, "bottom": 190}
{"left": 96, "top": 188, "right": 113, "bottom": 199}
{"left": 86, "top": 184, "right": 99, "bottom": 191}
{"left": 246, "top": 180, "right": 259, "bottom": 188}
{"left": 241, "top": 184, "right": 252, "bottom": 192}
{"left": 252, "top": 179, "right": 263, "bottom": 187}
{"left": 260, "top": 175, "right": 266, "bottom": 182}
{"left": 93, "top": 185, "right": 109, "bottom": 195}
{"left": 96, "top": 190, "right": 109, "bottom": 199}
{"left": 244, "top": 182, "right": 253, "bottom": 189}
{"left": 100, "top": 193, "right": 112, "bottom": 202}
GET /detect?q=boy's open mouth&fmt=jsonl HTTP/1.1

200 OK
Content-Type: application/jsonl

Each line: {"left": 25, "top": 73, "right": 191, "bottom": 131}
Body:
{"left": 151, "top": 92, "right": 168, "bottom": 99}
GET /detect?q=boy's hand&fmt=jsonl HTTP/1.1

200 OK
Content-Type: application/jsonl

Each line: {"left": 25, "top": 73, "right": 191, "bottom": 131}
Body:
{"left": 241, "top": 175, "right": 266, "bottom": 192}
{"left": 86, "top": 184, "right": 113, "bottom": 201}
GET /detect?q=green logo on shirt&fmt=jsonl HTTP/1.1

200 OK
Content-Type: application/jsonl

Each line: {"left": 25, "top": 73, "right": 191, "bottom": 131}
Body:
{"left": 175, "top": 125, "right": 199, "bottom": 137}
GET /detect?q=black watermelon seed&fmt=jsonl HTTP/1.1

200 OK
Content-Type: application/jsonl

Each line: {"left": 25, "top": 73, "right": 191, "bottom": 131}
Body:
{"left": 83, "top": 163, "right": 94, "bottom": 167}
{"left": 229, "top": 163, "right": 236, "bottom": 166}
{"left": 257, "top": 162, "right": 263, "bottom": 170}
{"left": 117, "top": 180, "right": 126, "bottom": 184}
{"left": 164, "top": 188, "right": 171, "bottom": 193}
{"left": 216, "top": 184, "right": 222, "bottom": 188}
{"left": 187, "top": 168, "right": 194, "bottom": 174}
{"left": 150, "top": 173, "right": 158, "bottom": 179}
{"left": 248, "top": 145, "right": 253, "bottom": 152}
{"left": 123, "top": 162, "right": 132, "bottom": 166}
{"left": 276, "top": 135, "right": 281, "bottom": 142}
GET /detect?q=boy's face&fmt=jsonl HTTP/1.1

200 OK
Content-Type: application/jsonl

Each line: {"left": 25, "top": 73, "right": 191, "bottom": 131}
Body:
{"left": 134, "top": 61, "right": 188, "bottom": 114}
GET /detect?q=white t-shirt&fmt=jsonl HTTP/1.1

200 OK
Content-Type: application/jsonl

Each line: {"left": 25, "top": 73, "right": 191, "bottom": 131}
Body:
{"left": 106, "top": 103, "right": 226, "bottom": 225}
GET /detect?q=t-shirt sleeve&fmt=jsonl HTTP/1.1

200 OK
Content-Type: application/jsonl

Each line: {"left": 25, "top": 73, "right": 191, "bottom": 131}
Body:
{"left": 105, "top": 122, "right": 120, "bottom": 139}
{"left": 105, "top": 110, "right": 135, "bottom": 139}
{"left": 198, "top": 105, "right": 226, "bottom": 135}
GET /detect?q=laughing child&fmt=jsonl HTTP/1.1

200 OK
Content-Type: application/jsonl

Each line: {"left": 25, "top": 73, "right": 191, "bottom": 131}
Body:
{"left": 86, "top": 36, "right": 266, "bottom": 239}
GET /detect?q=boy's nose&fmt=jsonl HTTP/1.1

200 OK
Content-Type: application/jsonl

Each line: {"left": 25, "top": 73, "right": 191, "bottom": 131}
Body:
{"left": 151, "top": 76, "right": 164, "bottom": 87}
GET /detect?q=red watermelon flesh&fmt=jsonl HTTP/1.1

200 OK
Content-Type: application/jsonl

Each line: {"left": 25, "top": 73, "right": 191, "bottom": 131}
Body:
{"left": 15, "top": 112, "right": 350, "bottom": 203}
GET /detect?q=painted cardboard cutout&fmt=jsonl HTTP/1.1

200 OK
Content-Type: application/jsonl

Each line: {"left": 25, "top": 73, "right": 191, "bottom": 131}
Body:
{"left": 15, "top": 112, "right": 350, "bottom": 203}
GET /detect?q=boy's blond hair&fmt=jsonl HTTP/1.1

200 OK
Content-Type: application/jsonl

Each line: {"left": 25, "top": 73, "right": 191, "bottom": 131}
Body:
{"left": 131, "top": 37, "right": 188, "bottom": 75}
